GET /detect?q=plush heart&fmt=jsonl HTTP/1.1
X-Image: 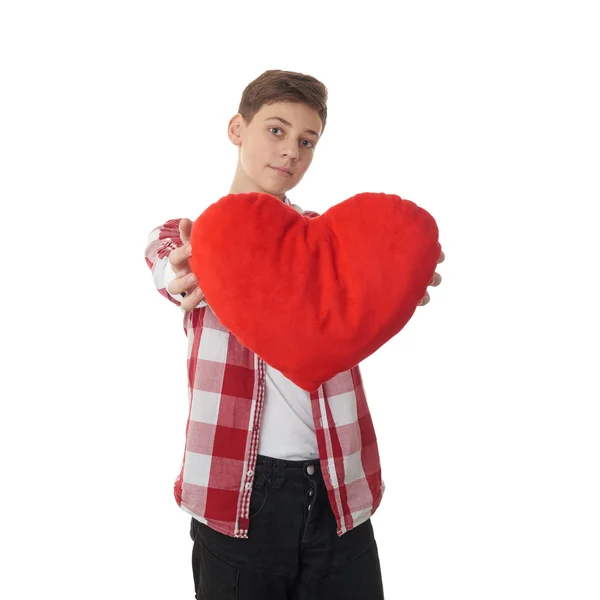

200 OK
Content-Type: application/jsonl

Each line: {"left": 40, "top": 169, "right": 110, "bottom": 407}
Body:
{"left": 189, "top": 192, "right": 441, "bottom": 392}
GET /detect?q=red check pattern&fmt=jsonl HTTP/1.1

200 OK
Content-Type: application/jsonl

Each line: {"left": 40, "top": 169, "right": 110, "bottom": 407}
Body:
{"left": 144, "top": 196, "right": 385, "bottom": 538}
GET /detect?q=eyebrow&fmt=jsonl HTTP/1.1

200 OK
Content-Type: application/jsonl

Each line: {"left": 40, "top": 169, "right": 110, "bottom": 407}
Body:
{"left": 263, "top": 116, "right": 320, "bottom": 139}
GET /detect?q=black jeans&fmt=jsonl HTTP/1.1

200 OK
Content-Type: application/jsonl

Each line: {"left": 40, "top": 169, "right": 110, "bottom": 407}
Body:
{"left": 190, "top": 454, "right": 385, "bottom": 599}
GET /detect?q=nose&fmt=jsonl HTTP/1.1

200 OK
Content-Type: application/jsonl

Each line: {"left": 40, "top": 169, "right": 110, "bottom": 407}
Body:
{"left": 281, "top": 144, "right": 300, "bottom": 160}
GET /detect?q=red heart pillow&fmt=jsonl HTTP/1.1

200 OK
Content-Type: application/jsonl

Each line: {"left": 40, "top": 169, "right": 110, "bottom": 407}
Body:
{"left": 190, "top": 192, "right": 440, "bottom": 392}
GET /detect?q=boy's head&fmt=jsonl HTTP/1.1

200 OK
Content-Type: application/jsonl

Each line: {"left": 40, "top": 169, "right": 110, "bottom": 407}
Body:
{"left": 227, "top": 70, "right": 328, "bottom": 201}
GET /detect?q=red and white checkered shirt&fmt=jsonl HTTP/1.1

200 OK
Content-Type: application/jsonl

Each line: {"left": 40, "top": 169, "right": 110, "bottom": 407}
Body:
{"left": 144, "top": 196, "right": 385, "bottom": 538}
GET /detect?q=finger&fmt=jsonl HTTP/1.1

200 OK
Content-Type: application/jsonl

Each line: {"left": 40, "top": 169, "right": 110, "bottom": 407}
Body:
{"left": 437, "top": 250, "right": 445, "bottom": 264}
{"left": 167, "top": 272, "right": 197, "bottom": 297}
{"left": 179, "top": 218, "right": 194, "bottom": 246}
{"left": 418, "top": 291, "right": 430, "bottom": 307}
{"left": 181, "top": 286, "right": 206, "bottom": 312}
{"left": 428, "top": 272, "right": 442, "bottom": 287}
{"left": 169, "top": 243, "right": 192, "bottom": 272}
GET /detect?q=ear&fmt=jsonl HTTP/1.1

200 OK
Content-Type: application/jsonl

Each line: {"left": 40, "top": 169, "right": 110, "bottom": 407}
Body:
{"left": 228, "top": 114, "right": 243, "bottom": 147}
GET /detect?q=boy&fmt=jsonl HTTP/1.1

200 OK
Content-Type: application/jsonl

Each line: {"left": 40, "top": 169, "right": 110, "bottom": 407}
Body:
{"left": 145, "top": 69, "right": 443, "bottom": 599}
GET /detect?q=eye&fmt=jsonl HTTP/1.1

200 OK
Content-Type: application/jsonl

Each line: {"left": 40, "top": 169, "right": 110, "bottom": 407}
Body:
{"left": 269, "top": 127, "right": 315, "bottom": 149}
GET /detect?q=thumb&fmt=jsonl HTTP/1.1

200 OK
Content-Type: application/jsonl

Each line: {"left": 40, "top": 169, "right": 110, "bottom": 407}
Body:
{"left": 179, "top": 218, "right": 193, "bottom": 245}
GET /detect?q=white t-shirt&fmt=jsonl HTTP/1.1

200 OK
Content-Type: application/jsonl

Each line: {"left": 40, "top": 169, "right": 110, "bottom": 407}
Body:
{"left": 258, "top": 363, "right": 319, "bottom": 460}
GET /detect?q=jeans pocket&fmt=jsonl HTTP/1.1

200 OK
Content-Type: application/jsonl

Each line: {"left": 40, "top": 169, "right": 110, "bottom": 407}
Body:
{"left": 248, "top": 485, "right": 268, "bottom": 518}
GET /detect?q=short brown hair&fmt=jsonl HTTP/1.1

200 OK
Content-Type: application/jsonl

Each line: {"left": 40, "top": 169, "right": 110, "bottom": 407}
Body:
{"left": 237, "top": 69, "right": 328, "bottom": 135}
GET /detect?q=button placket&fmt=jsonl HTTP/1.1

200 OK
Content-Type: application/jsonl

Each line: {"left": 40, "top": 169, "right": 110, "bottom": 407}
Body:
{"left": 305, "top": 463, "right": 317, "bottom": 513}
{"left": 301, "top": 466, "right": 319, "bottom": 544}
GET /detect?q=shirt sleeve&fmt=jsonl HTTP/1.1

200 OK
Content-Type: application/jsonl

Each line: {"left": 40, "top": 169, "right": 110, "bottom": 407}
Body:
{"left": 144, "top": 218, "right": 207, "bottom": 309}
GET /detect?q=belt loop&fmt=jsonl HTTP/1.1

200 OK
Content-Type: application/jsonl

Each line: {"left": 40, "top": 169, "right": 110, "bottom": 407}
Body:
{"left": 271, "top": 460, "right": 286, "bottom": 490}
{"left": 254, "top": 459, "right": 272, "bottom": 489}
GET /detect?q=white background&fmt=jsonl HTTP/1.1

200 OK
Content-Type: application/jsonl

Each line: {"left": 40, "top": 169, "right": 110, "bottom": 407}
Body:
{"left": 1, "top": 1, "right": 599, "bottom": 598}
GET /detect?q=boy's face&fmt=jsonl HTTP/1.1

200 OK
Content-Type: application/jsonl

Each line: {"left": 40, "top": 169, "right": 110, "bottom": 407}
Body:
{"left": 228, "top": 101, "right": 322, "bottom": 200}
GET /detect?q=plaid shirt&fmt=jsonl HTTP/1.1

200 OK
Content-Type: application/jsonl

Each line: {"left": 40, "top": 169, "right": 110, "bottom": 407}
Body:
{"left": 144, "top": 195, "right": 385, "bottom": 539}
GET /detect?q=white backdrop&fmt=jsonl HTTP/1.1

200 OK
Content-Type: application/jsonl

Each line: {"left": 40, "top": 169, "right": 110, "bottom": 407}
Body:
{"left": 1, "top": 1, "right": 598, "bottom": 598}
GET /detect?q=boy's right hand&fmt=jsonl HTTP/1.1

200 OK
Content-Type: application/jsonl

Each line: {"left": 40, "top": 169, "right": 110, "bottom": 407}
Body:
{"left": 167, "top": 218, "right": 206, "bottom": 311}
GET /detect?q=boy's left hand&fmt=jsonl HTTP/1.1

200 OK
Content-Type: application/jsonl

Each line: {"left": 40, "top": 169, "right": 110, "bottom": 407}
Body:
{"left": 418, "top": 249, "right": 444, "bottom": 307}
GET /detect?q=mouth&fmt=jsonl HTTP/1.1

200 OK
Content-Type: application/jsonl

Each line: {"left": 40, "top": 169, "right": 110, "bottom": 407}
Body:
{"left": 270, "top": 166, "right": 292, "bottom": 177}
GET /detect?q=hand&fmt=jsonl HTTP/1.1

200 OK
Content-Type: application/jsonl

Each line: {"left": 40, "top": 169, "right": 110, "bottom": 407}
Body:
{"left": 167, "top": 218, "right": 206, "bottom": 311}
{"left": 418, "top": 249, "right": 444, "bottom": 307}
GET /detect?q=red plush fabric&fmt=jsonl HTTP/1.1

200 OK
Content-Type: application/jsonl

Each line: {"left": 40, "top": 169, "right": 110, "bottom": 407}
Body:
{"left": 189, "top": 192, "right": 440, "bottom": 392}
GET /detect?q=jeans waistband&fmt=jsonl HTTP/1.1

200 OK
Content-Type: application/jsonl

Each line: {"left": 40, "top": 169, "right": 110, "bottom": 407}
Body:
{"left": 256, "top": 454, "right": 321, "bottom": 469}
{"left": 254, "top": 454, "right": 322, "bottom": 490}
